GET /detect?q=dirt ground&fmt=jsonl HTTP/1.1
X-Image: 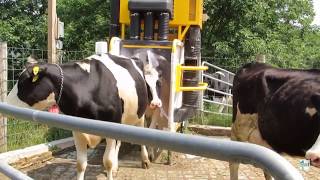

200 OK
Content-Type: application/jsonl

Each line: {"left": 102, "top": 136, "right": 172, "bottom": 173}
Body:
{"left": 1, "top": 141, "right": 319, "bottom": 180}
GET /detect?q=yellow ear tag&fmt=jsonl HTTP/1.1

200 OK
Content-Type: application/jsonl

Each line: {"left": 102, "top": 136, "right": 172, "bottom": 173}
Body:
{"left": 32, "top": 75, "right": 39, "bottom": 82}
{"left": 33, "top": 66, "right": 39, "bottom": 75}
{"left": 32, "top": 66, "right": 40, "bottom": 82}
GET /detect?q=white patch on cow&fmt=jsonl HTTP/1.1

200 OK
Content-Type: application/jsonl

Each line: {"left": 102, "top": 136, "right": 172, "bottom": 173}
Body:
{"left": 6, "top": 84, "right": 31, "bottom": 108}
{"left": 32, "top": 92, "right": 56, "bottom": 110}
{"left": 76, "top": 62, "right": 91, "bottom": 73}
{"left": 144, "top": 64, "right": 162, "bottom": 108}
{"left": 306, "top": 107, "right": 317, "bottom": 117}
{"left": 231, "top": 103, "right": 272, "bottom": 149}
{"left": 92, "top": 54, "right": 140, "bottom": 125}
{"left": 231, "top": 103, "right": 259, "bottom": 142}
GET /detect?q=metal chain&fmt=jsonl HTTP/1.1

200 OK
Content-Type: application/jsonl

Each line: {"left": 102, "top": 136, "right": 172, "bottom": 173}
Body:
{"left": 54, "top": 64, "right": 64, "bottom": 105}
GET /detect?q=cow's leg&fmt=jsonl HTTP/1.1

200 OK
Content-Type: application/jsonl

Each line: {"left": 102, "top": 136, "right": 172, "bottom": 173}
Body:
{"left": 147, "top": 109, "right": 160, "bottom": 162}
{"left": 229, "top": 126, "right": 240, "bottom": 180}
{"left": 248, "top": 129, "right": 273, "bottom": 180}
{"left": 113, "top": 140, "right": 121, "bottom": 172}
{"left": 73, "top": 132, "right": 88, "bottom": 180}
{"left": 138, "top": 116, "right": 151, "bottom": 169}
{"left": 103, "top": 138, "right": 117, "bottom": 180}
{"left": 218, "top": 96, "right": 227, "bottom": 113}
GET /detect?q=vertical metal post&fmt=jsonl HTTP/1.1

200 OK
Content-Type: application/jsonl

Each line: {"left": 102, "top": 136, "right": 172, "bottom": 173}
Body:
{"left": 48, "top": 0, "right": 57, "bottom": 64}
{"left": 256, "top": 54, "right": 266, "bottom": 63}
{"left": 0, "top": 42, "right": 7, "bottom": 152}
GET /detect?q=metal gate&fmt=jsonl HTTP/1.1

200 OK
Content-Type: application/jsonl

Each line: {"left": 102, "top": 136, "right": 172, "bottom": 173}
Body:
{"left": 200, "top": 61, "right": 234, "bottom": 126}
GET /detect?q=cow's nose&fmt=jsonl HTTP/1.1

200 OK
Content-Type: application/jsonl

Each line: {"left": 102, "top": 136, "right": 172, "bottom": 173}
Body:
{"left": 150, "top": 99, "right": 162, "bottom": 109}
{"left": 306, "top": 150, "right": 320, "bottom": 167}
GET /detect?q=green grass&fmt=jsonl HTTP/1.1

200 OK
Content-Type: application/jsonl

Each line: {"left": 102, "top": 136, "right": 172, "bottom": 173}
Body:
{"left": 6, "top": 118, "right": 72, "bottom": 151}
{"left": 190, "top": 102, "right": 232, "bottom": 127}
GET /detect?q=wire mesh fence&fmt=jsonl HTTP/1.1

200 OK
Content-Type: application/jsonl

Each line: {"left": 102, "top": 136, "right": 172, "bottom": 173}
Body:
{"left": 1, "top": 46, "right": 93, "bottom": 153}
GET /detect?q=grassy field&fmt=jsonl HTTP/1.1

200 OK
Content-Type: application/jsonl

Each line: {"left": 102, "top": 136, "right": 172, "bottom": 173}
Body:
{"left": 190, "top": 102, "right": 232, "bottom": 127}
{"left": 6, "top": 118, "right": 72, "bottom": 151}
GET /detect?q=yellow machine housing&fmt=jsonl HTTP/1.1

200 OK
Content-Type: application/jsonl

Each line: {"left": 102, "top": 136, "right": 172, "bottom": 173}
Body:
{"left": 119, "top": 0, "right": 203, "bottom": 40}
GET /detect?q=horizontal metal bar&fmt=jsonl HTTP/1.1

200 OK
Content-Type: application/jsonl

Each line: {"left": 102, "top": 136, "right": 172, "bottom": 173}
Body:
{"left": 0, "top": 103, "right": 303, "bottom": 180}
{"left": 202, "top": 61, "right": 235, "bottom": 76}
{"left": 180, "top": 66, "right": 208, "bottom": 71}
{"left": 201, "top": 109, "right": 232, "bottom": 116}
{"left": 206, "top": 87, "right": 233, "bottom": 97}
{"left": 178, "top": 83, "right": 208, "bottom": 91}
{"left": 0, "top": 162, "right": 33, "bottom": 180}
{"left": 203, "top": 73, "right": 233, "bottom": 87}
{"left": 203, "top": 99, "right": 232, "bottom": 107}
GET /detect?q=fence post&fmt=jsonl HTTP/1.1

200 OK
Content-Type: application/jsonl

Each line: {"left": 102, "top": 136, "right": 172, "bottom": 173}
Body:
{"left": 0, "top": 42, "right": 8, "bottom": 152}
{"left": 256, "top": 54, "right": 266, "bottom": 63}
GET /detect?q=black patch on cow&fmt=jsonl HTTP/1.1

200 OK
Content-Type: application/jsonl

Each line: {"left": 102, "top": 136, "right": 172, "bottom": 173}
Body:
{"left": 57, "top": 60, "right": 123, "bottom": 123}
{"left": 311, "top": 93, "right": 320, "bottom": 113}
{"left": 234, "top": 62, "right": 320, "bottom": 156}
{"left": 120, "top": 98, "right": 124, "bottom": 114}
{"left": 108, "top": 54, "right": 148, "bottom": 118}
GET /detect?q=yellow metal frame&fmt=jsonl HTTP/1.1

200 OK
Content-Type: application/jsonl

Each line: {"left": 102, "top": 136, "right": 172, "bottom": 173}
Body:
{"left": 175, "top": 65, "right": 208, "bottom": 92}
{"left": 118, "top": 0, "right": 203, "bottom": 40}
{"left": 123, "top": 44, "right": 172, "bottom": 49}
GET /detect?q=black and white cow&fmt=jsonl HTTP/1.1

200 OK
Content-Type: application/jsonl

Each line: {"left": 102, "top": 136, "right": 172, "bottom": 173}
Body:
{"left": 6, "top": 53, "right": 164, "bottom": 180}
{"left": 230, "top": 62, "right": 320, "bottom": 180}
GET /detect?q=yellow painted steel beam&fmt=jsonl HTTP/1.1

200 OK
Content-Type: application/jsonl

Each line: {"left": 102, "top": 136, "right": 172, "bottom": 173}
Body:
{"left": 121, "top": 24, "right": 126, "bottom": 39}
{"left": 123, "top": 44, "right": 172, "bottom": 49}
{"left": 178, "top": 83, "right": 208, "bottom": 91}
{"left": 175, "top": 65, "right": 208, "bottom": 92}
{"left": 180, "top": 65, "right": 208, "bottom": 71}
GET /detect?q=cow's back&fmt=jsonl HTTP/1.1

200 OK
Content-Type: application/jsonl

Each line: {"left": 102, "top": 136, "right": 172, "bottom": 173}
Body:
{"left": 233, "top": 62, "right": 320, "bottom": 155}
{"left": 259, "top": 74, "right": 320, "bottom": 155}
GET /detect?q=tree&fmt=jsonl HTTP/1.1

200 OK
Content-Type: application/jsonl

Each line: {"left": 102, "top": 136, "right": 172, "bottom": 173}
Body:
{"left": 202, "top": 0, "right": 317, "bottom": 68}
{"left": 57, "top": 0, "right": 109, "bottom": 51}
{"left": 0, "top": 0, "right": 47, "bottom": 48}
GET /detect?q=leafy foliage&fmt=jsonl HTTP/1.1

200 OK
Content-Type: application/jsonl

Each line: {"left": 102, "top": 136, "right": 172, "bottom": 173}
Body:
{"left": 0, "top": 0, "right": 319, "bottom": 68}
{"left": 202, "top": 0, "right": 319, "bottom": 68}
{"left": 0, "top": 0, "right": 47, "bottom": 48}
{"left": 57, "top": 0, "right": 109, "bottom": 51}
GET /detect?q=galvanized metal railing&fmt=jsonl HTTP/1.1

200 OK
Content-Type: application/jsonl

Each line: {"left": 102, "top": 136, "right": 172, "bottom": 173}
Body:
{"left": 0, "top": 103, "right": 303, "bottom": 180}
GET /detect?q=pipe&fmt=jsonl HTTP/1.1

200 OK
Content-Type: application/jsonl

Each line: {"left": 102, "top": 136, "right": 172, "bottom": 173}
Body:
{"left": 0, "top": 103, "right": 303, "bottom": 180}
{"left": 0, "top": 162, "right": 33, "bottom": 180}
{"left": 109, "top": 0, "right": 120, "bottom": 37}
{"left": 129, "top": 12, "right": 141, "bottom": 40}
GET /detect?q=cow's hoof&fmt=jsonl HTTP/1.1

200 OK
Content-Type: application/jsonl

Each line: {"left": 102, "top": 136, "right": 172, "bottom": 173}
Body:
{"left": 142, "top": 160, "right": 151, "bottom": 169}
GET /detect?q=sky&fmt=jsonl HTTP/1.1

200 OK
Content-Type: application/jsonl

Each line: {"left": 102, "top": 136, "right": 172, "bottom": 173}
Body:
{"left": 313, "top": 0, "right": 320, "bottom": 25}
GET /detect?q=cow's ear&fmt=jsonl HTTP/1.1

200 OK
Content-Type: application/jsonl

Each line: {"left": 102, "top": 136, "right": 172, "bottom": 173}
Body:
{"left": 25, "top": 56, "right": 38, "bottom": 68}
{"left": 28, "top": 64, "right": 47, "bottom": 83}
{"left": 147, "top": 50, "right": 159, "bottom": 68}
{"left": 311, "top": 93, "right": 320, "bottom": 112}
{"left": 263, "top": 73, "right": 288, "bottom": 95}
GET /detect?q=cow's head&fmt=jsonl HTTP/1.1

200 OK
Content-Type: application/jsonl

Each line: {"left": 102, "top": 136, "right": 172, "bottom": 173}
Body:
{"left": 306, "top": 93, "right": 320, "bottom": 167}
{"left": 132, "top": 50, "right": 170, "bottom": 110}
{"left": 7, "top": 57, "right": 58, "bottom": 110}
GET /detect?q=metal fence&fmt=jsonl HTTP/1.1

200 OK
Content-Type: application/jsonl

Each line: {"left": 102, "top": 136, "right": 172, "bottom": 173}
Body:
{"left": 1, "top": 43, "right": 93, "bottom": 153}
{"left": 0, "top": 103, "right": 304, "bottom": 180}
{"left": 198, "top": 61, "right": 235, "bottom": 127}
